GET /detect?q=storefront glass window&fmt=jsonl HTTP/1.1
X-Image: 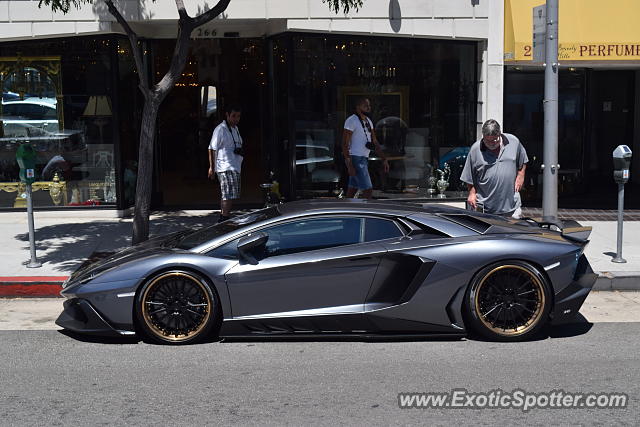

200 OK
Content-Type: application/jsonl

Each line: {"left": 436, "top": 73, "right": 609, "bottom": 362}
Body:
{"left": 115, "top": 39, "right": 140, "bottom": 209}
{"left": 276, "top": 34, "right": 477, "bottom": 199}
{"left": 149, "top": 38, "right": 266, "bottom": 208}
{"left": 504, "top": 68, "right": 586, "bottom": 201}
{"left": 0, "top": 37, "right": 117, "bottom": 209}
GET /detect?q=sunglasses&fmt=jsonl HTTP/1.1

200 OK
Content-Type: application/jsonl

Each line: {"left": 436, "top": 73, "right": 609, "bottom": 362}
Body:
{"left": 483, "top": 135, "right": 500, "bottom": 143}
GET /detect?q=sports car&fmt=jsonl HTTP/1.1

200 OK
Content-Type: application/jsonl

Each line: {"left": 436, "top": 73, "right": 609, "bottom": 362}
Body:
{"left": 56, "top": 199, "right": 597, "bottom": 344}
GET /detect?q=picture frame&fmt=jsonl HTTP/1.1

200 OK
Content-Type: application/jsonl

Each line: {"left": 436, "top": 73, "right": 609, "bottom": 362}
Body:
{"left": 337, "top": 85, "right": 410, "bottom": 126}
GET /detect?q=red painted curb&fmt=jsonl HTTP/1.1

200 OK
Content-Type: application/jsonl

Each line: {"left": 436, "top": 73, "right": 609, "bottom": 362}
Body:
{"left": 0, "top": 276, "right": 68, "bottom": 282}
{"left": 0, "top": 279, "right": 67, "bottom": 297}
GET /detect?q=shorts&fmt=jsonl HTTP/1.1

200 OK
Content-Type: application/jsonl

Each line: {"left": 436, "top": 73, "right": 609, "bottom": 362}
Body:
{"left": 217, "top": 170, "right": 241, "bottom": 200}
{"left": 347, "top": 155, "right": 373, "bottom": 190}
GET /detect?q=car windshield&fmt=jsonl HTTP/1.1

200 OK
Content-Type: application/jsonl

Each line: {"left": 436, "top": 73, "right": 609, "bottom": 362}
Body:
{"left": 176, "top": 207, "right": 280, "bottom": 250}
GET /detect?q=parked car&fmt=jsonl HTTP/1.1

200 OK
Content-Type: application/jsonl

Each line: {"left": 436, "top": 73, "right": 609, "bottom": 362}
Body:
{"left": 57, "top": 200, "right": 596, "bottom": 344}
{"left": 1, "top": 98, "right": 59, "bottom": 133}
{"left": 2, "top": 91, "right": 20, "bottom": 102}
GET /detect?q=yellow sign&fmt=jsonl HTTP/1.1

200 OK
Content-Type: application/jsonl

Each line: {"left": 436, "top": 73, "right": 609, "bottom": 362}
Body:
{"left": 505, "top": 0, "right": 640, "bottom": 61}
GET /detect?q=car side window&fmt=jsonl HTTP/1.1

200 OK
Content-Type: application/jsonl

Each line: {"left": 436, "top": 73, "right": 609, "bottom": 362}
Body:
{"left": 15, "top": 104, "right": 30, "bottom": 117}
{"left": 42, "top": 106, "right": 57, "bottom": 119}
{"left": 27, "top": 105, "right": 42, "bottom": 119}
{"left": 262, "top": 217, "right": 362, "bottom": 258}
{"left": 207, "top": 217, "right": 365, "bottom": 261}
{"left": 3, "top": 104, "right": 16, "bottom": 116}
{"left": 207, "top": 237, "right": 241, "bottom": 260}
{"left": 364, "top": 218, "right": 404, "bottom": 242}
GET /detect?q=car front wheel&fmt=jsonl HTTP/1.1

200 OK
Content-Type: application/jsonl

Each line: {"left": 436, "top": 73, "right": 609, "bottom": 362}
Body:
{"left": 135, "top": 270, "right": 219, "bottom": 344}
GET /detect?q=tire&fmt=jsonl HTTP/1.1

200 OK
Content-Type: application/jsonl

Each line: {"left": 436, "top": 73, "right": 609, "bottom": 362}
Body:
{"left": 135, "top": 270, "right": 220, "bottom": 344}
{"left": 464, "top": 260, "right": 552, "bottom": 341}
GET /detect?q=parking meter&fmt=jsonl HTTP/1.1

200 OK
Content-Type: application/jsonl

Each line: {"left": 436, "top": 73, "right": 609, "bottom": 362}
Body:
{"left": 16, "top": 143, "right": 37, "bottom": 185}
{"left": 15, "top": 142, "right": 41, "bottom": 267}
{"left": 613, "top": 145, "right": 632, "bottom": 183}
{"left": 612, "top": 145, "right": 632, "bottom": 263}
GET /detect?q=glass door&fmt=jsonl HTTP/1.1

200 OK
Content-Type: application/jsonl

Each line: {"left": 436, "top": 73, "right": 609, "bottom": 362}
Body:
{"left": 154, "top": 38, "right": 267, "bottom": 208}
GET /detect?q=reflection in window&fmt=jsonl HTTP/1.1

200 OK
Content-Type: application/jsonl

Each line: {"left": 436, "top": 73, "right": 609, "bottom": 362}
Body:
{"left": 283, "top": 35, "right": 477, "bottom": 199}
{"left": 364, "top": 218, "right": 403, "bottom": 242}
{"left": 207, "top": 215, "right": 403, "bottom": 259}
{"left": 201, "top": 85, "right": 217, "bottom": 117}
{"left": 207, "top": 237, "right": 241, "bottom": 260}
{"left": 262, "top": 217, "right": 362, "bottom": 257}
{"left": 0, "top": 43, "right": 117, "bottom": 208}
{"left": 179, "top": 207, "right": 280, "bottom": 250}
{"left": 504, "top": 68, "right": 586, "bottom": 201}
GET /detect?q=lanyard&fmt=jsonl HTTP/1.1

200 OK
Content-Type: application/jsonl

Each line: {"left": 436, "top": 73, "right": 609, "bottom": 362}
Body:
{"left": 358, "top": 116, "right": 372, "bottom": 143}
{"left": 225, "top": 122, "right": 240, "bottom": 148}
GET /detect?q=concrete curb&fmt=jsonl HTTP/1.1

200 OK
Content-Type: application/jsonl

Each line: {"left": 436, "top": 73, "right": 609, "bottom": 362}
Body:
{"left": 0, "top": 272, "right": 638, "bottom": 297}
{"left": 594, "top": 272, "right": 640, "bottom": 291}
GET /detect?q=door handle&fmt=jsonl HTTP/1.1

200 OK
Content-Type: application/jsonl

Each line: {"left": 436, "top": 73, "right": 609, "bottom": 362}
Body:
{"left": 349, "top": 256, "right": 372, "bottom": 261}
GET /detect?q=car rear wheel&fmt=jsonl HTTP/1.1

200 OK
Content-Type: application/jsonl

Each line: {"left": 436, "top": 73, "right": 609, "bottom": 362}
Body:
{"left": 465, "top": 261, "right": 551, "bottom": 341}
{"left": 136, "top": 271, "right": 219, "bottom": 344}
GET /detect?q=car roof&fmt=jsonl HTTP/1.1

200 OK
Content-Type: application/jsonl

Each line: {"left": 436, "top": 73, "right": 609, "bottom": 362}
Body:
{"left": 276, "top": 199, "right": 464, "bottom": 217}
{"left": 3, "top": 99, "right": 57, "bottom": 108}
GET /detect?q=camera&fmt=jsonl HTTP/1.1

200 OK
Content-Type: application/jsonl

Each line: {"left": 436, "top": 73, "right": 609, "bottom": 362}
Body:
{"left": 234, "top": 147, "right": 245, "bottom": 156}
{"left": 365, "top": 141, "right": 375, "bottom": 150}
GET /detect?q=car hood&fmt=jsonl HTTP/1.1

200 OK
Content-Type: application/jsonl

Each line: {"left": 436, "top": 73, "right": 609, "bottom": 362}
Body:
{"left": 66, "top": 230, "right": 190, "bottom": 285}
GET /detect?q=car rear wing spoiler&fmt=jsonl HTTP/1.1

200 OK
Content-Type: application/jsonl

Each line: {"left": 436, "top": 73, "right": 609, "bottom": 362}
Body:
{"left": 520, "top": 217, "right": 592, "bottom": 243}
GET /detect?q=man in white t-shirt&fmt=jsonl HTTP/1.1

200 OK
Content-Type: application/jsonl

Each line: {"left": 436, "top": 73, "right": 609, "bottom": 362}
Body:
{"left": 342, "top": 98, "right": 389, "bottom": 198}
{"left": 208, "top": 105, "right": 243, "bottom": 222}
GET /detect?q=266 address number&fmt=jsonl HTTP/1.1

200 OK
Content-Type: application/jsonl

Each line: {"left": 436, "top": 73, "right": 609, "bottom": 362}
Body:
{"left": 193, "top": 28, "right": 217, "bottom": 38}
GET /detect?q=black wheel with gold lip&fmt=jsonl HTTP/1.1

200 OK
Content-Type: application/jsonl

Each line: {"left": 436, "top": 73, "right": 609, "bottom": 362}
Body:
{"left": 135, "top": 270, "right": 220, "bottom": 344}
{"left": 464, "top": 260, "right": 552, "bottom": 341}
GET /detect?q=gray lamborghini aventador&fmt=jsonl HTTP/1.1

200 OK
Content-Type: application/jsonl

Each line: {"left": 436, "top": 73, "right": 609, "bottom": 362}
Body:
{"left": 56, "top": 199, "right": 596, "bottom": 344}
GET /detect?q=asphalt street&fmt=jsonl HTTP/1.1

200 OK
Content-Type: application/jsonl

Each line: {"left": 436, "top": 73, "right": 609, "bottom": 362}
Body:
{"left": 0, "top": 321, "right": 638, "bottom": 425}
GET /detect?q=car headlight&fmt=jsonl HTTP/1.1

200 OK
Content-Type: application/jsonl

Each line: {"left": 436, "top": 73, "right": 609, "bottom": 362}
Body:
{"left": 64, "top": 270, "right": 105, "bottom": 289}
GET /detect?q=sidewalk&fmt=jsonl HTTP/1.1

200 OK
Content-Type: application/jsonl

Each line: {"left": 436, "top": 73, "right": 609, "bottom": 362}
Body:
{"left": 0, "top": 209, "right": 215, "bottom": 296}
{"left": 0, "top": 205, "right": 638, "bottom": 296}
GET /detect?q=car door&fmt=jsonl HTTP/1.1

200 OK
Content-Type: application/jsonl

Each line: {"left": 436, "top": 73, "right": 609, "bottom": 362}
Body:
{"left": 223, "top": 216, "right": 387, "bottom": 320}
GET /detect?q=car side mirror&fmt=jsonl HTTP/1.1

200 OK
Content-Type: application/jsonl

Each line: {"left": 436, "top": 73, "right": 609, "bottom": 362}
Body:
{"left": 237, "top": 232, "right": 268, "bottom": 265}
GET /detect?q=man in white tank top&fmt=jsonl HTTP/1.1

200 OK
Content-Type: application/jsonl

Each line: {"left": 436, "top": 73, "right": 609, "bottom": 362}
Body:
{"left": 342, "top": 98, "right": 389, "bottom": 198}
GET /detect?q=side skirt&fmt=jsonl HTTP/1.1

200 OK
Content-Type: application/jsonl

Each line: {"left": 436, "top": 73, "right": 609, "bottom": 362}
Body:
{"left": 220, "top": 333, "right": 466, "bottom": 341}
{"left": 219, "top": 312, "right": 463, "bottom": 337}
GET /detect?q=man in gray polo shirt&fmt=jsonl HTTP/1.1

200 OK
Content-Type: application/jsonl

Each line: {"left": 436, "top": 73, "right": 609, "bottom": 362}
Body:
{"left": 460, "top": 119, "right": 528, "bottom": 217}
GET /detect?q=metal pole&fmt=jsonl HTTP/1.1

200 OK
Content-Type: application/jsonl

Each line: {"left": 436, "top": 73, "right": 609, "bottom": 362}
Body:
{"left": 612, "top": 183, "right": 627, "bottom": 263}
{"left": 542, "top": 0, "right": 559, "bottom": 221}
{"left": 25, "top": 183, "right": 42, "bottom": 268}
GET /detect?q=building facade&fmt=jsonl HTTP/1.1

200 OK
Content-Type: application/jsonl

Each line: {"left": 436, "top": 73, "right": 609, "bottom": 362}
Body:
{"left": 0, "top": 0, "right": 501, "bottom": 211}
{"left": 504, "top": 0, "right": 640, "bottom": 207}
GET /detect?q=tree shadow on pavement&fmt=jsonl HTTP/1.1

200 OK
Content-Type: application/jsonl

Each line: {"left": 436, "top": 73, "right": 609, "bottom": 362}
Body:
{"left": 13, "top": 211, "right": 218, "bottom": 274}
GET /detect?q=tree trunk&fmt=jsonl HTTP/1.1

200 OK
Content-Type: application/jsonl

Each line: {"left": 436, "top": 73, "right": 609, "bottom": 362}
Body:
{"left": 132, "top": 97, "right": 160, "bottom": 245}
{"left": 102, "top": 0, "right": 232, "bottom": 245}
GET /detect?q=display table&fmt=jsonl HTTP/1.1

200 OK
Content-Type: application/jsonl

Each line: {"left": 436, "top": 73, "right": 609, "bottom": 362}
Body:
{"left": 0, "top": 174, "right": 67, "bottom": 208}
{"left": 373, "top": 188, "right": 467, "bottom": 201}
